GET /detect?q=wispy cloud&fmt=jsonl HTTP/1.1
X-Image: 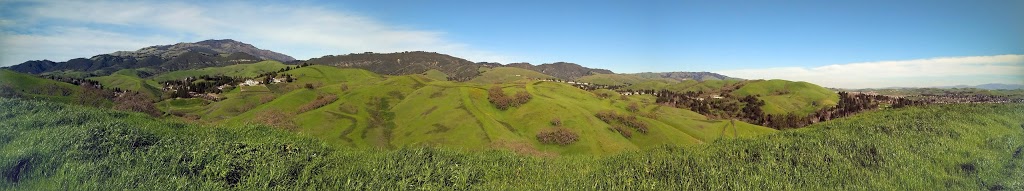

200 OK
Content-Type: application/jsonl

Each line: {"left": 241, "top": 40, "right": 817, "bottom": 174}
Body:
{"left": 0, "top": 0, "right": 510, "bottom": 66}
{"left": 717, "top": 55, "right": 1024, "bottom": 89}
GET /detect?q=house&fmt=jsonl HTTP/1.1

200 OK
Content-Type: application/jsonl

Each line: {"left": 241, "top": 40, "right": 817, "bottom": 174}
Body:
{"left": 239, "top": 79, "right": 260, "bottom": 86}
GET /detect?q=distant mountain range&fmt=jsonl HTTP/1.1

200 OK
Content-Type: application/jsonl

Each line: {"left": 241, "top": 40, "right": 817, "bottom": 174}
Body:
{"left": 5, "top": 39, "right": 293, "bottom": 76}
{"left": 935, "top": 83, "right": 1024, "bottom": 90}
{"left": 4, "top": 39, "right": 736, "bottom": 82}
{"left": 629, "top": 71, "right": 740, "bottom": 81}
{"left": 502, "top": 62, "right": 614, "bottom": 80}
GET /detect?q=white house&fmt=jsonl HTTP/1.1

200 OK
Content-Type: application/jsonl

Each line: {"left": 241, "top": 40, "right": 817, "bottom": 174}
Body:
{"left": 240, "top": 79, "right": 260, "bottom": 86}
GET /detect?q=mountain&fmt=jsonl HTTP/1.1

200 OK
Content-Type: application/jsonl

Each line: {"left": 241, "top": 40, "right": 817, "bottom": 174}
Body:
{"left": 576, "top": 72, "right": 737, "bottom": 87}
{"left": 304, "top": 51, "right": 481, "bottom": 81}
{"left": 4, "top": 39, "right": 291, "bottom": 76}
{"left": 111, "top": 39, "right": 294, "bottom": 62}
{"left": 973, "top": 83, "right": 1024, "bottom": 90}
{"left": 629, "top": 71, "right": 738, "bottom": 81}
{"left": 935, "top": 83, "right": 1024, "bottom": 90}
{"left": 503, "top": 62, "right": 614, "bottom": 80}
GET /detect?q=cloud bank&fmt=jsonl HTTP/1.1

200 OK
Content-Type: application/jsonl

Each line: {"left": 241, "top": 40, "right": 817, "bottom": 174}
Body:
{"left": 717, "top": 55, "right": 1024, "bottom": 89}
{"left": 0, "top": 0, "right": 510, "bottom": 66}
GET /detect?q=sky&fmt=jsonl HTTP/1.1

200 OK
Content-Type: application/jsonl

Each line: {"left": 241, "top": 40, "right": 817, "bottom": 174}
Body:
{"left": 0, "top": 0, "right": 1021, "bottom": 88}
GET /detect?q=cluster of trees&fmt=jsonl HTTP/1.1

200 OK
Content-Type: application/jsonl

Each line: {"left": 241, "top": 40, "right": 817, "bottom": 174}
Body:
{"left": 762, "top": 92, "right": 923, "bottom": 129}
{"left": 543, "top": 78, "right": 627, "bottom": 91}
{"left": 654, "top": 90, "right": 746, "bottom": 118}
{"left": 654, "top": 89, "right": 923, "bottom": 129}
{"left": 536, "top": 128, "right": 579, "bottom": 145}
{"left": 163, "top": 75, "right": 242, "bottom": 99}
{"left": 595, "top": 110, "right": 649, "bottom": 136}
{"left": 44, "top": 76, "right": 102, "bottom": 87}
{"left": 487, "top": 86, "right": 532, "bottom": 110}
{"left": 256, "top": 71, "right": 295, "bottom": 85}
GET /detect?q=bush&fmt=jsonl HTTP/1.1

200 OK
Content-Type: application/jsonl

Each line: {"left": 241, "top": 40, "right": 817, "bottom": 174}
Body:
{"left": 0, "top": 84, "right": 20, "bottom": 98}
{"left": 297, "top": 95, "right": 339, "bottom": 113}
{"left": 113, "top": 91, "right": 161, "bottom": 117}
{"left": 627, "top": 102, "right": 640, "bottom": 112}
{"left": 550, "top": 118, "right": 562, "bottom": 126}
{"left": 536, "top": 128, "right": 579, "bottom": 145}
{"left": 595, "top": 110, "right": 648, "bottom": 135}
{"left": 488, "top": 85, "right": 532, "bottom": 110}
{"left": 304, "top": 83, "right": 315, "bottom": 89}
{"left": 611, "top": 126, "right": 632, "bottom": 138}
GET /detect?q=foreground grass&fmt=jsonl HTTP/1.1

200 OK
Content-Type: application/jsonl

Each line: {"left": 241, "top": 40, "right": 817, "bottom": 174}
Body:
{"left": 1, "top": 98, "right": 1021, "bottom": 190}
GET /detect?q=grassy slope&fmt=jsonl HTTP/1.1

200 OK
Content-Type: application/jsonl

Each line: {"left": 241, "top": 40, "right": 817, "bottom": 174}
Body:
{"left": 156, "top": 98, "right": 210, "bottom": 116}
{"left": 422, "top": 69, "right": 449, "bottom": 81}
{"left": 468, "top": 67, "right": 553, "bottom": 84}
{"left": 151, "top": 61, "right": 289, "bottom": 82}
{"left": 732, "top": 79, "right": 839, "bottom": 116}
{"left": 2, "top": 98, "right": 1021, "bottom": 190}
{"left": 576, "top": 74, "right": 650, "bottom": 86}
{"left": 209, "top": 65, "right": 773, "bottom": 155}
{"left": 0, "top": 69, "right": 83, "bottom": 103}
{"left": 88, "top": 69, "right": 163, "bottom": 99}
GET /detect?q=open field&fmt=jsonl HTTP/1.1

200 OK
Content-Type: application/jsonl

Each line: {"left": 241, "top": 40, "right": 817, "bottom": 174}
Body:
{"left": 2, "top": 98, "right": 1020, "bottom": 189}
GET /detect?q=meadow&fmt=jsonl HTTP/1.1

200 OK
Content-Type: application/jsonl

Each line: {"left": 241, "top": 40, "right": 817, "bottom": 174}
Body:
{"left": 2, "top": 98, "right": 1021, "bottom": 190}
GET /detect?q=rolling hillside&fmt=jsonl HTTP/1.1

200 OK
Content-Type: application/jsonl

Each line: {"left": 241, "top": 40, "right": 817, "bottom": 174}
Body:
{"left": 152, "top": 61, "right": 290, "bottom": 82}
{"left": 2, "top": 98, "right": 1020, "bottom": 190}
{"left": 0, "top": 69, "right": 84, "bottom": 104}
{"left": 732, "top": 79, "right": 839, "bottom": 116}
{"left": 468, "top": 67, "right": 554, "bottom": 84}
{"left": 88, "top": 69, "right": 163, "bottom": 99}
{"left": 154, "top": 66, "right": 777, "bottom": 155}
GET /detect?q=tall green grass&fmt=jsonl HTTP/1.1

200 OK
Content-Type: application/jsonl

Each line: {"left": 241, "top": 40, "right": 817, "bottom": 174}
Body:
{"left": 1, "top": 98, "right": 1021, "bottom": 190}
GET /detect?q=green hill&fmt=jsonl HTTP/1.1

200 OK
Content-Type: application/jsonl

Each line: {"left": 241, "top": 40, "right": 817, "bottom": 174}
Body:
{"left": 0, "top": 69, "right": 84, "bottom": 103}
{"left": 181, "top": 66, "right": 774, "bottom": 155}
{"left": 151, "top": 60, "right": 290, "bottom": 82}
{"left": 2, "top": 98, "right": 1020, "bottom": 189}
{"left": 88, "top": 69, "right": 163, "bottom": 99}
{"left": 732, "top": 79, "right": 839, "bottom": 116}
{"left": 468, "top": 67, "right": 554, "bottom": 84}
{"left": 576, "top": 74, "right": 650, "bottom": 86}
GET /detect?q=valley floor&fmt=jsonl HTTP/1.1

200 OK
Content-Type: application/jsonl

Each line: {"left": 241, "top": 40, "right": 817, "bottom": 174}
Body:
{"left": 2, "top": 98, "right": 1022, "bottom": 190}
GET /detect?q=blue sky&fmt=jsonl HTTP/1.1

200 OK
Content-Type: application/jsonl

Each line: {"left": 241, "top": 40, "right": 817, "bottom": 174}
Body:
{"left": 1, "top": 0, "right": 1021, "bottom": 88}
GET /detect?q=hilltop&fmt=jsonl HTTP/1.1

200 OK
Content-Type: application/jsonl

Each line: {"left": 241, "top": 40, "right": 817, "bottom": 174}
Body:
{"left": 4, "top": 39, "right": 292, "bottom": 76}
{"left": 305, "top": 51, "right": 481, "bottom": 81}
{"left": 0, "top": 39, "right": 900, "bottom": 155}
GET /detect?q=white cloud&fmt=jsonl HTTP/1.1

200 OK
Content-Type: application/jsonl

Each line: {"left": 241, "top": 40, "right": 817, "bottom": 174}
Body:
{"left": 0, "top": 0, "right": 510, "bottom": 66}
{"left": 717, "top": 55, "right": 1024, "bottom": 89}
{"left": 1, "top": 27, "right": 177, "bottom": 65}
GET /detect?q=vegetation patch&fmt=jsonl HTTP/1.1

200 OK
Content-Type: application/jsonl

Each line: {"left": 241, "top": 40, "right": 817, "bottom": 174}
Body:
{"left": 536, "top": 128, "right": 579, "bottom": 145}
{"left": 297, "top": 94, "right": 338, "bottom": 113}
{"left": 595, "top": 110, "right": 649, "bottom": 134}
{"left": 487, "top": 85, "right": 532, "bottom": 110}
